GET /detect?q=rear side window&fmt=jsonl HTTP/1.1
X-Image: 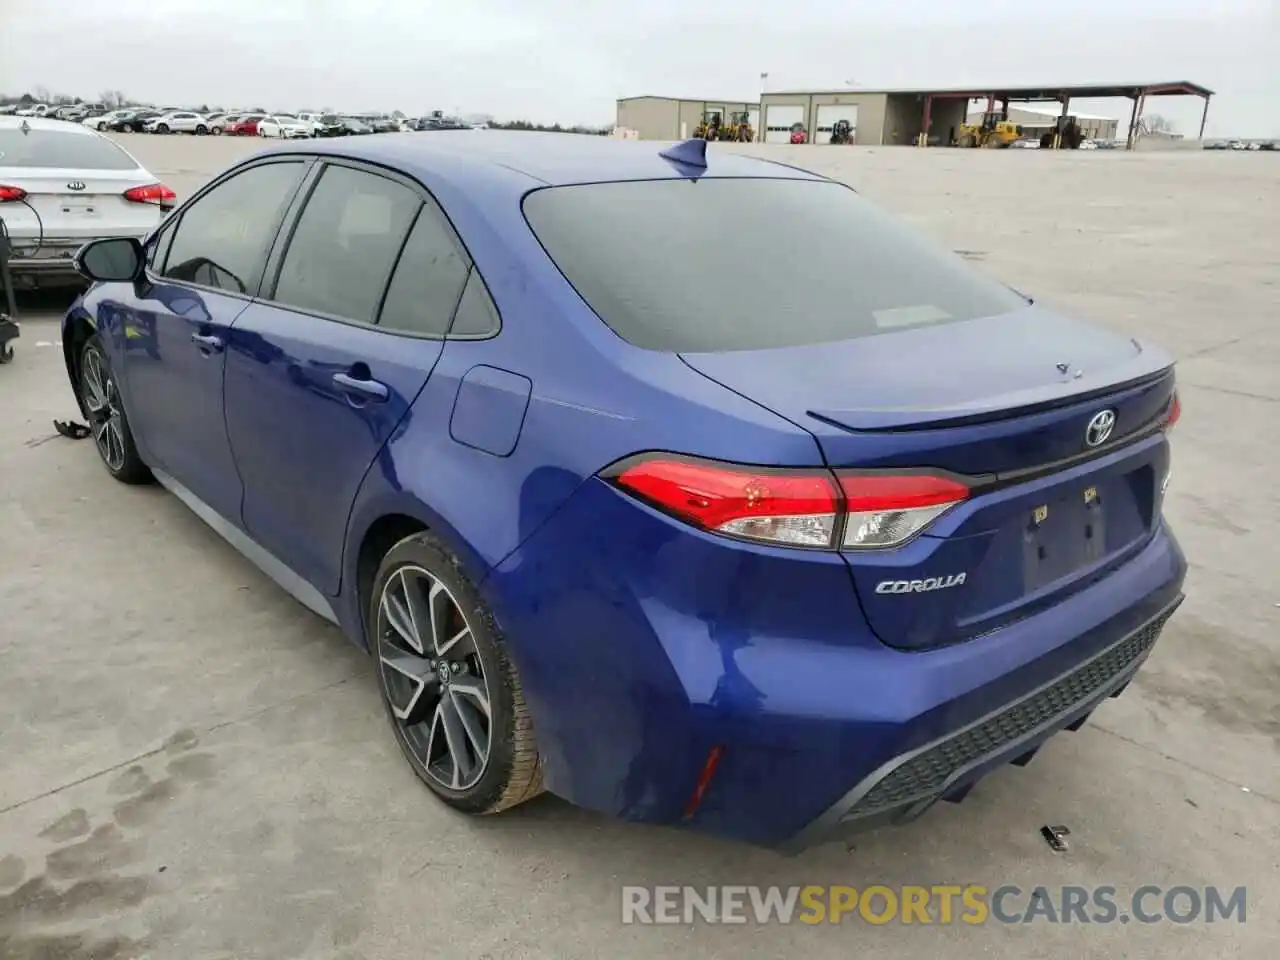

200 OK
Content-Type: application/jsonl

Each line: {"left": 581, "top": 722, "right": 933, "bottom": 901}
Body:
{"left": 522, "top": 178, "right": 1027, "bottom": 353}
{"left": 0, "top": 130, "right": 137, "bottom": 170}
{"left": 377, "top": 202, "right": 471, "bottom": 336}
{"left": 448, "top": 271, "right": 501, "bottom": 337}
{"left": 162, "top": 161, "right": 305, "bottom": 294}
{"left": 272, "top": 165, "right": 420, "bottom": 323}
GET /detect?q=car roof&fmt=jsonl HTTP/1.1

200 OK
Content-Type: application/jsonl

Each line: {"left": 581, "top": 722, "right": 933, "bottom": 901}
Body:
{"left": 286, "top": 131, "right": 826, "bottom": 192}
{"left": 0, "top": 116, "right": 103, "bottom": 136}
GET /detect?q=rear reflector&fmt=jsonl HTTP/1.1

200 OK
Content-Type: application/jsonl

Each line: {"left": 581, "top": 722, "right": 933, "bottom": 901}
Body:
{"left": 682, "top": 745, "right": 724, "bottom": 820}
{"left": 839, "top": 473, "right": 970, "bottom": 548}
{"left": 123, "top": 183, "right": 176, "bottom": 205}
{"left": 1164, "top": 390, "right": 1181, "bottom": 431}
{"left": 608, "top": 455, "right": 968, "bottom": 550}
{"left": 0, "top": 185, "right": 28, "bottom": 203}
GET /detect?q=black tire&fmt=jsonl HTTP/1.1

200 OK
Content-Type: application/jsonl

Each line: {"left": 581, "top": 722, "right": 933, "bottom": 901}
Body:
{"left": 156, "top": 123, "right": 169, "bottom": 134}
{"left": 212, "top": 126, "right": 223, "bottom": 135}
{"left": 78, "top": 335, "right": 151, "bottom": 485}
{"left": 123, "top": 123, "right": 136, "bottom": 133}
{"left": 369, "top": 531, "right": 542, "bottom": 815}
{"left": 195, "top": 125, "right": 207, "bottom": 135}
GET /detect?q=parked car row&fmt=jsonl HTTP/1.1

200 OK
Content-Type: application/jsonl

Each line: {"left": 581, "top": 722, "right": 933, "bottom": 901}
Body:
{"left": 4, "top": 101, "right": 485, "bottom": 137}
{"left": 1204, "top": 139, "right": 1276, "bottom": 151}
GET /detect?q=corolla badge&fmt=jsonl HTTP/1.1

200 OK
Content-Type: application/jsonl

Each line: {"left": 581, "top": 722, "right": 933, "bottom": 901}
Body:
{"left": 1085, "top": 409, "right": 1117, "bottom": 448}
{"left": 875, "top": 573, "right": 967, "bottom": 594}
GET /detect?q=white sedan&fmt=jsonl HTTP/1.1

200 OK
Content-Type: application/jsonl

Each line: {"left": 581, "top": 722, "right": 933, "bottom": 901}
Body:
{"left": 257, "top": 115, "right": 314, "bottom": 139}
{"left": 83, "top": 109, "right": 134, "bottom": 131}
{"left": 0, "top": 117, "right": 175, "bottom": 288}
{"left": 142, "top": 111, "right": 210, "bottom": 135}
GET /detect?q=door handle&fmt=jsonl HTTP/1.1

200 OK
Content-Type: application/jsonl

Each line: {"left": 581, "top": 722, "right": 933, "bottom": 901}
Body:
{"left": 191, "top": 332, "right": 225, "bottom": 353}
{"left": 332, "top": 372, "right": 389, "bottom": 403}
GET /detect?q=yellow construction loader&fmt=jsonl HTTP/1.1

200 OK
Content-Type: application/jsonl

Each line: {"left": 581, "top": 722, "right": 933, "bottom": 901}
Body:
{"left": 956, "top": 112, "right": 1023, "bottom": 148}
{"left": 721, "top": 111, "right": 754, "bottom": 142}
{"left": 693, "top": 112, "right": 724, "bottom": 140}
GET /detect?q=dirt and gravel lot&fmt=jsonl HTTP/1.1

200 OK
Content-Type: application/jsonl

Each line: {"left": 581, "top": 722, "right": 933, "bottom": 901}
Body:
{"left": 1, "top": 133, "right": 1277, "bottom": 959}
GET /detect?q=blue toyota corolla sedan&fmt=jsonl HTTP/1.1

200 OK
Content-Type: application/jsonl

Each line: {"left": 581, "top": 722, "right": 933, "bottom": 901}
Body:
{"left": 62, "top": 132, "right": 1185, "bottom": 850}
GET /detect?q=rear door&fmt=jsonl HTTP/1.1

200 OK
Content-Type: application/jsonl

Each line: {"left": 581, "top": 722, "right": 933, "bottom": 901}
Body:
{"left": 224, "top": 160, "right": 473, "bottom": 594}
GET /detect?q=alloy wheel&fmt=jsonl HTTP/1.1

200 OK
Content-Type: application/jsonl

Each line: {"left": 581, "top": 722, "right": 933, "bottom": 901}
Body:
{"left": 81, "top": 348, "right": 126, "bottom": 472}
{"left": 376, "top": 565, "right": 493, "bottom": 792}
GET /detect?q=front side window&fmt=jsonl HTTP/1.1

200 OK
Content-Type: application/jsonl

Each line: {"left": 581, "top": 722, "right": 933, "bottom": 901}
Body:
{"left": 161, "top": 161, "right": 306, "bottom": 294}
{"left": 271, "top": 165, "right": 419, "bottom": 323}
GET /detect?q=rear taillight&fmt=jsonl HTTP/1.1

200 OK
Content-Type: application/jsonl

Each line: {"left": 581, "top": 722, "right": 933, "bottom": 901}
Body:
{"left": 611, "top": 457, "right": 839, "bottom": 548}
{"left": 1163, "top": 389, "right": 1181, "bottom": 431}
{"left": 608, "top": 455, "right": 968, "bottom": 550}
{"left": 0, "top": 185, "right": 27, "bottom": 202}
{"left": 838, "top": 473, "right": 970, "bottom": 549}
{"left": 123, "top": 183, "right": 176, "bottom": 205}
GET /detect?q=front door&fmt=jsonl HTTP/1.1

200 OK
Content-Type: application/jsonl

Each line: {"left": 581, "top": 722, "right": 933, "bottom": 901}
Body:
{"left": 224, "top": 162, "right": 472, "bottom": 594}
{"left": 117, "top": 159, "right": 310, "bottom": 523}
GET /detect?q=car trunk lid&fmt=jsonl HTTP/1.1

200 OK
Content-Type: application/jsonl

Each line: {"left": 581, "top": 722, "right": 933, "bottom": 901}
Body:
{"left": 681, "top": 307, "right": 1177, "bottom": 648}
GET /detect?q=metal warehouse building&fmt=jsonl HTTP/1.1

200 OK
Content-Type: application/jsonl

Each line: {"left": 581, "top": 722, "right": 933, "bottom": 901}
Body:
{"left": 616, "top": 96, "right": 760, "bottom": 142}
{"left": 617, "top": 82, "right": 1211, "bottom": 148}
{"left": 617, "top": 90, "right": 968, "bottom": 145}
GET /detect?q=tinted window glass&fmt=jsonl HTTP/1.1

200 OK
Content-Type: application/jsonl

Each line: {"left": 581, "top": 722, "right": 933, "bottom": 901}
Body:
{"left": 448, "top": 270, "right": 500, "bottom": 337}
{"left": 147, "top": 221, "right": 176, "bottom": 271}
{"left": 272, "top": 166, "right": 419, "bottom": 323}
{"left": 523, "top": 178, "right": 1028, "bottom": 352}
{"left": 0, "top": 130, "right": 137, "bottom": 170}
{"left": 162, "top": 161, "right": 304, "bottom": 294}
{"left": 377, "top": 204, "right": 471, "bottom": 336}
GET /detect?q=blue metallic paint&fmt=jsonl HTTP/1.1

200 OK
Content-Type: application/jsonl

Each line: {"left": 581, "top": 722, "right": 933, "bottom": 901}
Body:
{"left": 62, "top": 133, "right": 1187, "bottom": 850}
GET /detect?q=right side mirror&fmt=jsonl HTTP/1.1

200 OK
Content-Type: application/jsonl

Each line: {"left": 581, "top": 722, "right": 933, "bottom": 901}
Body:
{"left": 75, "top": 237, "right": 144, "bottom": 283}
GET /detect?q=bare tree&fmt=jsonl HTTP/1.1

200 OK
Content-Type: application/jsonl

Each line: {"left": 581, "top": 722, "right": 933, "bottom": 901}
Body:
{"left": 32, "top": 84, "right": 52, "bottom": 103}
{"left": 1139, "top": 114, "right": 1175, "bottom": 136}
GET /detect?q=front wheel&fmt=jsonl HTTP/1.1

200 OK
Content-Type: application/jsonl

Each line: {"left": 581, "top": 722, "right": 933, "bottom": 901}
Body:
{"left": 155, "top": 123, "right": 169, "bottom": 134}
{"left": 195, "top": 125, "right": 207, "bottom": 135}
{"left": 122, "top": 123, "right": 136, "bottom": 133}
{"left": 78, "top": 335, "right": 151, "bottom": 485}
{"left": 212, "top": 126, "right": 223, "bottom": 135}
{"left": 370, "top": 532, "right": 542, "bottom": 815}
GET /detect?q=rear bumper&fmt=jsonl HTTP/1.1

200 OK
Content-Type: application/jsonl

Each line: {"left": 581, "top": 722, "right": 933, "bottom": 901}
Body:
{"left": 485, "top": 476, "right": 1188, "bottom": 849}
{"left": 782, "top": 594, "right": 1180, "bottom": 852}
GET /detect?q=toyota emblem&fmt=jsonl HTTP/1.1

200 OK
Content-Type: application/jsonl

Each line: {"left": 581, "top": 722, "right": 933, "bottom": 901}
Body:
{"left": 67, "top": 181, "right": 86, "bottom": 191}
{"left": 1085, "top": 409, "right": 1117, "bottom": 448}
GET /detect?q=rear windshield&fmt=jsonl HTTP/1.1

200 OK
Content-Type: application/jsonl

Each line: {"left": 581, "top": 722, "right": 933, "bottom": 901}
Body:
{"left": 522, "top": 178, "right": 1027, "bottom": 352}
{"left": 0, "top": 129, "right": 137, "bottom": 170}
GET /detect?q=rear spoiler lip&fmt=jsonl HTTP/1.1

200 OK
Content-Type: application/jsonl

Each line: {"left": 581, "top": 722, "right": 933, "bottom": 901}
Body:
{"left": 807, "top": 352, "right": 1176, "bottom": 434}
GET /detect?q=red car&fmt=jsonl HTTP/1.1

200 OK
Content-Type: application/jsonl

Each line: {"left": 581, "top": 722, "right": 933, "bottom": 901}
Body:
{"left": 789, "top": 123, "right": 808, "bottom": 144}
{"left": 227, "top": 114, "right": 265, "bottom": 136}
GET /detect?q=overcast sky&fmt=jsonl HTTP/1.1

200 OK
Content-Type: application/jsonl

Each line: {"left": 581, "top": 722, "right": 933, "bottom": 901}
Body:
{"left": 1, "top": 0, "right": 1276, "bottom": 135}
